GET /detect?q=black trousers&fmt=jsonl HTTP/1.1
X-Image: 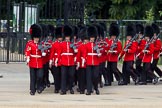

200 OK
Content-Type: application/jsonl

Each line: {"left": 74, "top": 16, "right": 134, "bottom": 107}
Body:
{"left": 30, "top": 68, "right": 43, "bottom": 92}
{"left": 52, "top": 66, "right": 61, "bottom": 90}
{"left": 135, "top": 59, "right": 142, "bottom": 77}
{"left": 86, "top": 66, "right": 99, "bottom": 92}
{"left": 78, "top": 68, "right": 86, "bottom": 92}
{"left": 61, "top": 66, "right": 75, "bottom": 92}
{"left": 107, "top": 62, "right": 123, "bottom": 83}
{"left": 99, "top": 62, "right": 108, "bottom": 83}
{"left": 122, "top": 61, "right": 137, "bottom": 84}
{"left": 141, "top": 63, "right": 157, "bottom": 83}
{"left": 151, "top": 59, "right": 162, "bottom": 77}
{"left": 43, "top": 63, "right": 50, "bottom": 85}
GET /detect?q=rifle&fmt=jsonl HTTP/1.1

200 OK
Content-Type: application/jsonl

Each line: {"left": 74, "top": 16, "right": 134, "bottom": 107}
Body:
{"left": 137, "top": 35, "right": 144, "bottom": 44}
{"left": 38, "top": 37, "right": 52, "bottom": 53}
{"left": 109, "top": 37, "right": 119, "bottom": 51}
{"left": 144, "top": 33, "right": 161, "bottom": 51}
{"left": 124, "top": 34, "right": 138, "bottom": 51}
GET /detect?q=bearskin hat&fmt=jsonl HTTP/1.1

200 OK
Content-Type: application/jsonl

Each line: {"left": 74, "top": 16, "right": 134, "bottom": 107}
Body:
{"left": 109, "top": 23, "right": 120, "bottom": 37}
{"left": 100, "top": 22, "right": 107, "bottom": 32}
{"left": 87, "top": 25, "right": 98, "bottom": 38}
{"left": 47, "top": 24, "right": 55, "bottom": 38}
{"left": 55, "top": 26, "right": 63, "bottom": 38}
{"left": 144, "top": 25, "right": 154, "bottom": 38}
{"left": 78, "top": 26, "right": 88, "bottom": 41}
{"left": 73, "top": 26, "right": 79, "bottom": 38}
{"left": 63, "top": 25, "right": 73, "bottom": 37}
{"left": 136, "top": 24, "right": 144, "bottom": 34}
{"left": 126, "top": 24, "right": 136, "bottom": 37}
{"left": 39, "top": 24, "right": 48, "bottom": 39}
{"left": 29, "top": 24, "right": 42, "bottom": 39}
{"left": 151, "top": 23, "right": 160, "bottom": 35}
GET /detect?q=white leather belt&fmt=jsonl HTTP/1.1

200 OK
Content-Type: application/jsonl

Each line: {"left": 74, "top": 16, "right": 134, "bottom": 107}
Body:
{"left": 87, "top": 53, "right": 98, "bottom": 56}
{"left": 54, "top": 53, "right": 58, "bottom": 55}
{"left": 61, "top": 53, "right": 73, "bottom": 56}
{"left": 30, "top": 54, "right": 41, "bottom": 58}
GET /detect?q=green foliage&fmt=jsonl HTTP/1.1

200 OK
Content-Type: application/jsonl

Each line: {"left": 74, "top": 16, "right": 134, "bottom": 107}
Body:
{"left": 109, "top": 0, "right": 138, "bottom": 19}
{"left": 143, "top": 7, "right": 154, "bottom": 24}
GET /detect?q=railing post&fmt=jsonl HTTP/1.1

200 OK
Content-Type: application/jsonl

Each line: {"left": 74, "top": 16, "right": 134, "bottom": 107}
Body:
{"left": 6, "top": 0, "right": 11, "bottom": 64}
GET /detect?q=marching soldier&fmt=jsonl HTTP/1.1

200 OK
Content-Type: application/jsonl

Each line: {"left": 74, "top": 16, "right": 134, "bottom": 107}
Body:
{"left": 135, "top": 24, "right": 145, "bottom": 80}
{"left": 138, "top": 25, "right": 158, "bottom": 85}
{"left": 49, "top": 26, "right": 63, "bottom": 93}
{"left": 59, "top": 25, "right": 75, "bottom": 95}
{"left": 25, "top": 24, "right": 44, "bottom": 95}
{"left": 85, "top": 25, "right": 100, "bottom": 95}
{"left": 119, "top": 24, "right": 138, "bottom": 85}
{"left": 76, "top": 27, "right": 88, "bottom": 94}
{"left": 107, "top": 23, "right": 123, "bottom": 85}
{"left": 151, "top": 23, "right": 162, "bottom": 78}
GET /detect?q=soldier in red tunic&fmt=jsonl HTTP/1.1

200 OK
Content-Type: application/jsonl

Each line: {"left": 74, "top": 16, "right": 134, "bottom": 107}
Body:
{"left": 76, "top": 27, "right": 88, "bottom": 94}
{"left": 119, "top": 24, "right": 138, "bottom": 85}
{"left": 49, "top": 26, "right": 63, "bottom": 93}
{"left": 151, "top": 23, "right": 162, "bottom": 79}
{"left": 135, "top": 24, "right": 145, "bottom": 81}
{"left": 59, "top": 25, "right": 75, "bottom": 95}
{"left": 25, "top": 24, "right": 44, "bottom": 95}
{"left": 138, "top": 26, "right": 158, "bottom": 85}
{"left": 85, "top": 26, "right": 100, "bottom": 95}
{"left": 107, "top": 23, "right": 123, "bottom": 86}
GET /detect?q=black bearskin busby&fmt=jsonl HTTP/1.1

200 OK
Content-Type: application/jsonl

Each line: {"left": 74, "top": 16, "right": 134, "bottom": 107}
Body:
{"left": 29, "top": 24, "right": 42, "bottom": 39}
{"left": 109, "top": 23, "right": 120, "bottom": 37}
{"left": 144, "top": 25, "right": 154, "bottom": 39}
{"left": 47, "top": 24, "right": 55, "bottom": 38}
{"left": 78, "top": 26, "right": 88, "bottom": 41}
{"left": 39, "top": 24, "right": 48, "bottom": 39}
{"left": 136, "top": 24, "right": 144, "bottom": 34}
{"left": 73, "top": 26, "right": 79, "bottom": 38}
{"left": 151, "top": 23, "right": 160, "bottom": 35}
{"left": 55, "top": 26, "right": 63, "bottom": 38}
{"left": 63, "top": 25, "right": 73, "bottom": 38}
{"left": 87, "top": 25, "right": 98, "bottom": 38}
{"left": 126, "top": 24, "right": 136, "bottom": 37}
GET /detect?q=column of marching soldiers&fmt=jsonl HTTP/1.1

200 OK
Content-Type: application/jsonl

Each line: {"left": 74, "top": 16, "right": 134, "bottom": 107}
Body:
{"left": 25, "top": 22, "right": 162, "bottom": 96}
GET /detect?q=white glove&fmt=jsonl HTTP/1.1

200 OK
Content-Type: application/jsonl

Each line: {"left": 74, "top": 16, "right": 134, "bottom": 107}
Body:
{"left": 82, "top": 58, "right": 85, "bottom": 67}
{"left": 55, "top": 58, "right": 58, "bottom": 67}
{"left": 76, "top": 62, "right": 80, "bottom": 70}
{"left": 42, "top": 52, "right": 46, "bottom": 56}
{"left": 74, "top": 49, "right": 78, "bottom": 53}
{"left": 74, "top": 57, "right": 77, "bottom": 63}
{"left": 49, "top": 60, "right": 53, "bottom": 68}
{"left": 26, "top": 56, "right": 30, "bottom": 65}
{"left": 98, "top": 53, "right": 102, "bottom": 57}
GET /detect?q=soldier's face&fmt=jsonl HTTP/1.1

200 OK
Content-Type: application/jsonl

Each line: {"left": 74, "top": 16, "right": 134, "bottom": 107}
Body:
{"left": 84, "top": 39, "right": 89, "bottom": 44}
{"left": 145, "top": 36, "right": 149, "bottom": 41}
{"left": 90, "top": 37, "right": 95, "bottom": 42}
{"left": 65, "top": 36, "right": 70, "bottom": 41}
{"left": 138, "top": 34, "right": 143, "bottom": 38}
{"left": 58, "top": 37, "right": 63, "bottom": 41}
{"left": 126, "top": 36, "right": 132, "bottom": 40}
{"left": 33, "top": 38, "right": 39, "bottom": 43}
{"left": 111, "top": 36, "right": 116, "bottom": 40}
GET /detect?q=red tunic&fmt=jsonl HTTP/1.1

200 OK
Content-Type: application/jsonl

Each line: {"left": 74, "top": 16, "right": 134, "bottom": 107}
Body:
{"left": 76, "top": 43, "right": 87, "bottom": 68}
{"left": 85, "top": 42, "right": 100, "bottom": 66}
{"left": 49, "top": 40, "right": 62, "bottom": 66}
{"left": 136, "top": 39, "right": 146, "bottom": 59}
{"left": 107, "top": 39, "right": 122, "bottom": 62}
{"left": 142, "top": 42, "right": 154, "bottom": 63}
{"left": 25, "top": 40, "right": 43, "bottom": 68}
{"left": 59, "top": 41, "right": 75, "bottom": 66}
{"left": 153, "top": 39, "right": 161, "bottom": 59}
{"left": 120, "top": 40, "right": 137, "bottom": 61}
